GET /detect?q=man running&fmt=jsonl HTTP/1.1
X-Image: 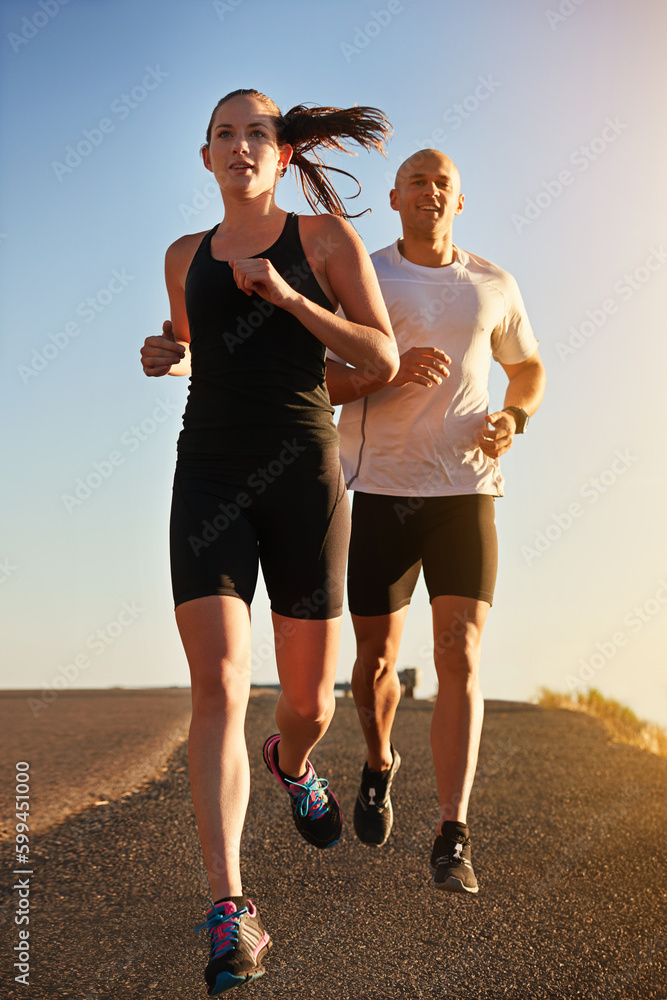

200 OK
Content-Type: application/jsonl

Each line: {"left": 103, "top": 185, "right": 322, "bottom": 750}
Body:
{"left": 326, "top": 149, "right": 546, "bottom": 893}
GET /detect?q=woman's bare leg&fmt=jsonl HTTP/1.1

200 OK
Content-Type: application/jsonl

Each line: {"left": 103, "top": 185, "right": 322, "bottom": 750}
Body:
{"left": 272, "top": 613, "right": 341, "bottom": 777}
{"left": 175, "top": 595, "right": 252, "bottom": 900}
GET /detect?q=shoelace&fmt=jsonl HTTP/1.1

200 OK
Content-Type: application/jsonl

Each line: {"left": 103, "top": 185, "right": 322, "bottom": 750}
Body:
{"left": 194, "top": 905, "right": 248, "bottom": 960}
{"left": 435, "top": 840, "right": 467, "bottom": 867}
{"left": 364, "top": 780, "right": 389, "bottom": 809}
{"left": 285, "top": 772, "right": 330, "bottom": 820}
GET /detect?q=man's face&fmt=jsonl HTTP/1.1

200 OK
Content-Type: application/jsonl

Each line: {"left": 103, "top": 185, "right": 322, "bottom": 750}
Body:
{"left": 390, "top": 150, "right": 464, "bottom": 237}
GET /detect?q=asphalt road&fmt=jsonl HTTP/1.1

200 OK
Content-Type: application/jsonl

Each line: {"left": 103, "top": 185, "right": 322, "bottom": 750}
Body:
{"left": 1, "top": 695, "right": 666, "bottom": 999}
{"left": 0, "top": 689, "right": 192, "bottom": 836}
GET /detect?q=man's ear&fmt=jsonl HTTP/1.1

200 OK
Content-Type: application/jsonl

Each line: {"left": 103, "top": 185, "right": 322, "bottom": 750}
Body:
{"left": 389, "top": 188, "right": 400, "bottom": 212}
{"left": 455, "top": 193, "right": 465, "bottom": 215}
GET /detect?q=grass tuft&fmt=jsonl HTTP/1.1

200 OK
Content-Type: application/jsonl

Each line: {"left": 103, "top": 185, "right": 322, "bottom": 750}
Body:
{"left": 535, "top": 687, "right": 667, "bottom": 759}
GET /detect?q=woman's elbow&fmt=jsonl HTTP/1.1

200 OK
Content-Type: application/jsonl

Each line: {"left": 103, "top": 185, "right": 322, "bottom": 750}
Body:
{"left": 376, "top": 340, "right": 400, "bottom": 382}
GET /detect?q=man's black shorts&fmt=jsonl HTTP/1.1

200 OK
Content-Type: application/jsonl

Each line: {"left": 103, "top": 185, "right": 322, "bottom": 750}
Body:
{"left": 347, "top": 492, "right": 497, "bottom": 617}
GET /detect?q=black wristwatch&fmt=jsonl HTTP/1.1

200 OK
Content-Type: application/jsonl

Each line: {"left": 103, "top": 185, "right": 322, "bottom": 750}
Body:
{"left": 503, "top": 406, "right": 529, "bottom": 434}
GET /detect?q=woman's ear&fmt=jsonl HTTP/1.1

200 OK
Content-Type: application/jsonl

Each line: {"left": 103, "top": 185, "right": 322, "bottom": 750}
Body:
{"left": 278, "top": 143, "right": 293, "bottom": 177}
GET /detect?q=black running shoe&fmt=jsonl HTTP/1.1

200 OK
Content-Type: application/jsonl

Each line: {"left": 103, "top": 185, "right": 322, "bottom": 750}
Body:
{"left": 262, "top": 734, "right": 342, "bottom": 848}
{"left": 430, "top": 823, "right": 478, "bottom": 894}
{"left": 195, "top": 899, "right": 272, "bottom": 995}
{"left": 353, "top": 746, "right": 401, "bottom": 846}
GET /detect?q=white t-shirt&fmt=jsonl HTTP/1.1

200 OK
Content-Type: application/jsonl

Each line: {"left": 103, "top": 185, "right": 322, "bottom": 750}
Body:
{"left": 328, "top": 241, "right": 539, "bottom": 497}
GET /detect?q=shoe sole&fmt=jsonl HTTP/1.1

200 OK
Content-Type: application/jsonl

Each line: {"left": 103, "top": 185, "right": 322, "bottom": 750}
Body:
{"left": 209, "top": 940, "right": 272, "bottom": 995}
{"left": 430, "top": 866, "right": 479, "bottom": 894}
{"left": 210, "top": 967, "right": 266, "bottom": 994}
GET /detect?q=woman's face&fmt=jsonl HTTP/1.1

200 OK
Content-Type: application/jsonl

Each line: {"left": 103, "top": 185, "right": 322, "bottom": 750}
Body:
{"left": 202, "top": 95, "right": 292, "bottom": 201}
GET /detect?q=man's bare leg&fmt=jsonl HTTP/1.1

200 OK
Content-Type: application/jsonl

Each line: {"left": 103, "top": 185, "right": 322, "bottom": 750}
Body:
{"left": 430, "top": 595, "right": 488, "bottom": 831}
{"left": 350, "top": 608, "right": 409, "bottom": 771}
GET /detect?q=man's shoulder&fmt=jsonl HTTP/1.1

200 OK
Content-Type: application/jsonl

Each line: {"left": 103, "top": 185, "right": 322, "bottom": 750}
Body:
{"left": 455, "top": 246, "right": 510, "bottom": 276}
{"left": 370, "top": 241, "right": 399, "bottom": 268}
{"left": 456, "top": 246, "right": 524, "bottom": 298}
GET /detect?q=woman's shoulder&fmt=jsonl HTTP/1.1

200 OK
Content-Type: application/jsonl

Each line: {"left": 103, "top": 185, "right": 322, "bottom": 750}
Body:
{"left": 166, "top": 229, "right": 213, "bottom": 260}
{"left": 296, "top": 213, "right": 363, "bottom": 267}
{"left": 297, "top": 212, "right": 354, "bottom": 240}
{"left": 165, "top": 229, "right": 215, "bottom": 283}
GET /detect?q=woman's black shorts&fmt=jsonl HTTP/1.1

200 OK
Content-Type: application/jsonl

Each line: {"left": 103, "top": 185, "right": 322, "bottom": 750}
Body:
{"left": 170, "top": 447, "right": 350, "bottom": 619}
{"left": 347, "top": 491, "right": 498, "bottom": 617}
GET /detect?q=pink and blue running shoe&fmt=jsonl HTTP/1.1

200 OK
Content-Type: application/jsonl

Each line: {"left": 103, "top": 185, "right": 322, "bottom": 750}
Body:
{"left": 262, "top": 734, "right": 342, "bottom": 848}
{"left": 195, "top": 899, "right": 271, "bottom": 995}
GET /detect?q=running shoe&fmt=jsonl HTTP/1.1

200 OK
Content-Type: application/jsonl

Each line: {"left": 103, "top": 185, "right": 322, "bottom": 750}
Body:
{"left": 353, "top": 746, "right": 401, "bottom": 846}
{"left": 430, "top": 823, "right": 478, "bottom": 894}
{"left": 262, "top": 734, "right": 342, "bottom": 848}
{"left": 195, "top": 898, "right": 271, "bottom": 995}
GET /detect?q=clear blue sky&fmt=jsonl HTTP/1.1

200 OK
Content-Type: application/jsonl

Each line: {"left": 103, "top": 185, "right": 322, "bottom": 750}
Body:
{"left": 2, "top": 0, "right": 667, "bottom": 727}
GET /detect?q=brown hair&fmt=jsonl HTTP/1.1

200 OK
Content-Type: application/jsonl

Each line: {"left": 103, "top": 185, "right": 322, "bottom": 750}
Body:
{"left": 204, "top": 88, "right": 391, "bottom": 217}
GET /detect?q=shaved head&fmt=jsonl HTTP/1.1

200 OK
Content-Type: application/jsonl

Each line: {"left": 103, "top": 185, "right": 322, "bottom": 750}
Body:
{"left": 395, "top": 149, "right": 461, "bottom": 192}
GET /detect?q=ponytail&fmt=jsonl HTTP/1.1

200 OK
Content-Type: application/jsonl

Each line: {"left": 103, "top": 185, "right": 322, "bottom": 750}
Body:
{"left": 204, "top": 90, "right": 392, "bottom": 217}
{"left": 281, "top": 104, "right": 391, "bottom": 217}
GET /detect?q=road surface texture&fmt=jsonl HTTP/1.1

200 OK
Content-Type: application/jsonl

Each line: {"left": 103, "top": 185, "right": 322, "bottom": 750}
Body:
{"left": 1, "top": 693, "right": 665, "bottom": 999}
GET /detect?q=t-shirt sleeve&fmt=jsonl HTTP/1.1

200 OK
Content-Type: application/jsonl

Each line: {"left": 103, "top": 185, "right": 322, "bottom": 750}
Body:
{"left": 325, "top": 349, "right": 348, "bottom": 364}
{"left": 325, "top": 305, "right": 349, "bottom": 365}
{"left": 490, "top": 272, "right": 539, "bottom": 364}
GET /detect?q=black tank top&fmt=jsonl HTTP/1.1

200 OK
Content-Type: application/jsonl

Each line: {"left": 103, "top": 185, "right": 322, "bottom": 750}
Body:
{"left": 176, "top": 212, "right": 339, "bottom": 471}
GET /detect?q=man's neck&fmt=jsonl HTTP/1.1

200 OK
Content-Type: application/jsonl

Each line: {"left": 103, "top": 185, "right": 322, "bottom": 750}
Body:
{"left": 398, "top": 233, "right": 456, "bottom": 268}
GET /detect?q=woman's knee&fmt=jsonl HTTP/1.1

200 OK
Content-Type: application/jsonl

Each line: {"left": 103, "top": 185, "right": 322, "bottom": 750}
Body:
{"left": 281, "top": 687, "right": 334, "bottom": 726}
{"left": 190, "top": 661, "right": 250, "bottom": 716}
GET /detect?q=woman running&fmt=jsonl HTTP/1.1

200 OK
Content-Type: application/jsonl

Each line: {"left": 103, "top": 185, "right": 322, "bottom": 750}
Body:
{"left": 140, "top": 88, "right": 398, "bottom": 995}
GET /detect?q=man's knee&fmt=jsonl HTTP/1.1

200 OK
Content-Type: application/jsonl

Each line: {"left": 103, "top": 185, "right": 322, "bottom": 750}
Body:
{"left": 433, "top": 633, "right": 482, "bottom": 680}
{"left": 353, "top": 644, "right": 399, "bottom": 685}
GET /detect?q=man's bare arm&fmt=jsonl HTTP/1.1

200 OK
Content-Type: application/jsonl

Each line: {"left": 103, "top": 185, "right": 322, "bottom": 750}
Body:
{"left": 478, "top": 349, "right": 546, "bottom": 458}
{"left": 326, "top": 346, "right": 451, "bottom": 406}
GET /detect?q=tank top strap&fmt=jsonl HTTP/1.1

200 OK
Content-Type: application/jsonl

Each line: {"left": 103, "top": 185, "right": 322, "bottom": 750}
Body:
{"left": 191, "top": 224, "right": 219, "bottom": 264}
{"left": 284, "top": 211, "right": 299, "bottom": 238}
